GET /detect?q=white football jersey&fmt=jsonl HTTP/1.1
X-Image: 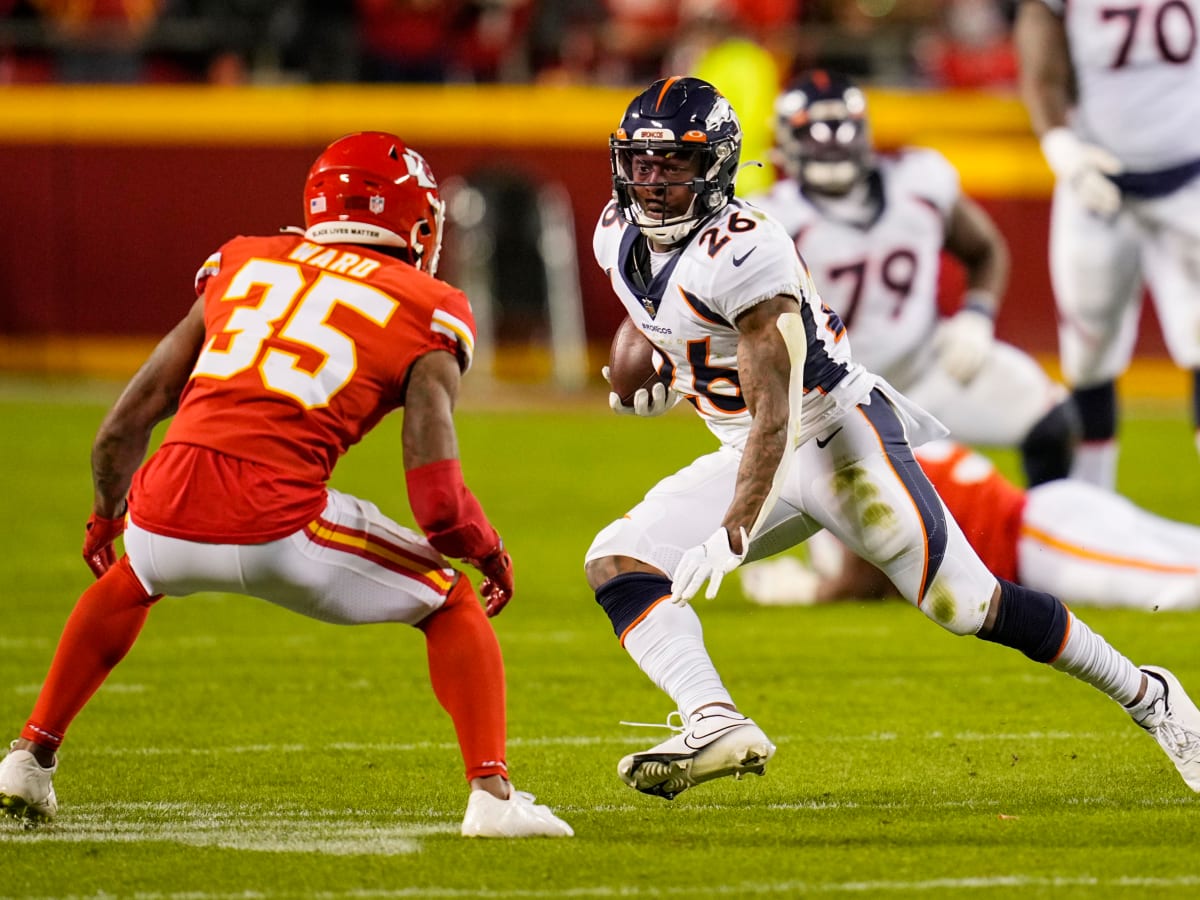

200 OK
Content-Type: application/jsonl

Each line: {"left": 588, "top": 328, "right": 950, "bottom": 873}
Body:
{"left": 1039, "top": 0, "right": 1200, "bottom": 170}
{"left": 751, "top": 149, "right": 958, "bottom": 388}
{"left": 593, "top": 198, "right": 876, "bottom": 449}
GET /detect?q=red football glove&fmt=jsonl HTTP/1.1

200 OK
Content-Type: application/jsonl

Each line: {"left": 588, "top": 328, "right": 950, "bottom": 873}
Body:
{"left": 469, "top": 542, "right": 513, "bottom": 618}
{"left": 83, "top": 509, "right": 126, "bottom": 579}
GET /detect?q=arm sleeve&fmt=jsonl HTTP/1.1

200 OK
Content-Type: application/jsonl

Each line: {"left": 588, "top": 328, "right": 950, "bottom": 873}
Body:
{"left": 406, "top": 458, "right": 500, "bottom": 561}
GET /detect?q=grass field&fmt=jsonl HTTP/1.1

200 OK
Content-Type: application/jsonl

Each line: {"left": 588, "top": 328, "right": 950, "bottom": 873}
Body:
{"left": 1, "top": 379, "right": 1199, "bottom": 899}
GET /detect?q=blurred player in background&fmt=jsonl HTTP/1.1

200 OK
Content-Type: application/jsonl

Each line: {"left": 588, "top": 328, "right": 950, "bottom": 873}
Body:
{"left": 742, "top": 440, "right": 1200, "bottom": 612}
{"left": 1016, "top": 0, "right": 1200, "bottom": 489}
{"left": 751, "top": 69, "right": 1077, "bottom": 488}
{"left": 586, "top": 76, "right": 1200, "bottom": 803}
{"left": 0, "top": 132, "right": 572, "bottom": 839}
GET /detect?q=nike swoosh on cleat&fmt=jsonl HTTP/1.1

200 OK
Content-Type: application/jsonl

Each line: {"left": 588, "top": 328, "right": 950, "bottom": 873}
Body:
{"left": 683, "top": 722, "right": 748, "bottom": 750}
{"left": 732, "top": 248, "right": 757, "bottom": 267}
{"left": 815, "top": 427, "right": 843, "bottom": 449}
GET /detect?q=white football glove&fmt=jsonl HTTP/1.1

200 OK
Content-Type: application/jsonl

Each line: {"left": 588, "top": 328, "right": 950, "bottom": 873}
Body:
{"left": 1040, "top": 127, "right": 1123, "bottom": 218}
{"left": 602, "top": 366, "right": 682, "bottom": 417}
{"left": 933, "top": 305, "right": 995, "bottom": 384}
{"left": 671, "top": 526, "right": 748, "bottom": 604}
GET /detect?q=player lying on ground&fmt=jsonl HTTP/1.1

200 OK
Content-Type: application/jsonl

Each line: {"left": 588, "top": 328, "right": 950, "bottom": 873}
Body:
{"left": 741, "top": 440, "right": 1200, "bottom": 612}
{"left": 0, "top": 132, "right": 572, "bottom": 839}
{"left": 586, "top": 76, "right": 1200, "bottom": 802}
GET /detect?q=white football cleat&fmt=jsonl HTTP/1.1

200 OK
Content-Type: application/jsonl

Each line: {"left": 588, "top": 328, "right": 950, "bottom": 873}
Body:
{"left": 461, "top": 788, "right": 574, "bottom": 838}
{"left": 618, "top": 709, "right": 775, "bottom": 800}
{"left": 0, "top": 742, "right": 58, "bottom": 822}
{"left": 1132, "top": 667, "right": 1200, "bottom": 792}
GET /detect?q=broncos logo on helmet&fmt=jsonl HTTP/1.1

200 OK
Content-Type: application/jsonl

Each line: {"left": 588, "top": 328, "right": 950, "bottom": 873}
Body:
{"left": 610, "top": 76, "right": 743, "bottom": 245}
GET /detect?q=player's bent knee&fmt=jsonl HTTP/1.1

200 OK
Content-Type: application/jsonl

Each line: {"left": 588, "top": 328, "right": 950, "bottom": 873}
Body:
{"left": 920, "top": 580, "right": 990, "bottom": 636}
{"left": 977, "top": 579, "right": 1069, "bottom": 663}
{"left": 595, "top": 571, "right": 674, "bottom": 640}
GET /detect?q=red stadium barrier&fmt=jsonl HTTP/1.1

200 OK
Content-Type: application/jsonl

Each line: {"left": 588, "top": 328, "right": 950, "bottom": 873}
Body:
{"left": 0, "top": 85, "right": 1168, "bottom": 374}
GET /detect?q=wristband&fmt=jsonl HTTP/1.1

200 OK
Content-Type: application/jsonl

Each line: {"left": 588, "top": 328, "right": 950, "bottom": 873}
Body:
{"left": 960, "top": 289, "right": 997, "bottom": 319}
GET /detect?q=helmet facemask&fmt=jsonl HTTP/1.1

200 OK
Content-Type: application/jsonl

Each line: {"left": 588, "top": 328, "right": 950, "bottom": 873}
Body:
{"left": 773, "top": 79, "right": 872, "bottom": 197}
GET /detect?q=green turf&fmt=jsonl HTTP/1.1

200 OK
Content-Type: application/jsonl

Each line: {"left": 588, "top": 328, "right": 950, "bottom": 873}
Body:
{"left": 1, "top": 383, "right": 1198, "bottom": 899}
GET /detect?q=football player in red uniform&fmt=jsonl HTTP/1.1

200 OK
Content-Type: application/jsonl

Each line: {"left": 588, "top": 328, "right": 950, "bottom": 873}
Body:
{"left": 0, "top": 132, "right": 572, "bottom": 838}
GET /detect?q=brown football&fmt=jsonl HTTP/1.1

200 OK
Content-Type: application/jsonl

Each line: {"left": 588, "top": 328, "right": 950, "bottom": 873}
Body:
{"left": 607, "top": 316, "right": 666, "bottom": 406}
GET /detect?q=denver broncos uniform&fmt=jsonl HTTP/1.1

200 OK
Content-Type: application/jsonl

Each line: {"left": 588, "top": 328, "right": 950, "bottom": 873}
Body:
{"left": 587, "top": 198, "right": 999, "bottom": 637}
{"left": 1038, "top": 0, "right": 1200, "bottom": 396}
{"left": 753, "top": 149, "right": 1066, "bottom": 447}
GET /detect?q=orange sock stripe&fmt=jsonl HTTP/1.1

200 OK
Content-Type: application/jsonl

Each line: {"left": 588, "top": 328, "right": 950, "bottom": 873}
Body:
{"left": 305, "top": 517, "right": 453, "bottom": 592}
{"left": 1021, "top": 523, "right": 1200, "bottom": 575}
{"left": 1048, "top": 607, "right": 1073, "bottom": 664}
{"left": 618, "top": 594, "right": 672, "bottom": 647}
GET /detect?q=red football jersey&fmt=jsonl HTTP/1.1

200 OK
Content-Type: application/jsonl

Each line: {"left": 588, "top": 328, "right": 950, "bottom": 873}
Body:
{"left": 130, "top": 234, "right": 476, "bottom": 543}
{"left": 914, "top": 441, "right": 1027, "bottom": 583}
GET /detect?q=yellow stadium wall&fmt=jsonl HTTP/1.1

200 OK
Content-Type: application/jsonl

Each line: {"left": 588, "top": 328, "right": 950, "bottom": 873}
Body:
{"left": 0, "top": 84, "right": 1168, "bottom": 375}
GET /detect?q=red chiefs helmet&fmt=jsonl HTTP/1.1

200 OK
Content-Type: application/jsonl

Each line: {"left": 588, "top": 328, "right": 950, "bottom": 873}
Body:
{"left": 303, "top": 131, "right": 445, "bottom": 275}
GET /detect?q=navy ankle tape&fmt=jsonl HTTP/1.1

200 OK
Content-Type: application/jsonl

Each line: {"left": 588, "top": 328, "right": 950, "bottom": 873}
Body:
{"left": 595, "top": 572, "right": 674, "bottom": 639}
{"left": 979, "top": 579, "right": 1069, "bottom": 663}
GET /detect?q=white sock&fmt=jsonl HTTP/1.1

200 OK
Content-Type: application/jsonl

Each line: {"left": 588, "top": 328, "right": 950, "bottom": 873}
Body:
{"left": 1125, "top": 671, "right": 1167, "bottom": 724}
{"left": 621, "top": 600, "right": 733, "bottom": 718}
{"left": 1070, "top": 441, "right": 1118, "bottom": 490}
{"left": 1051, "top": 611, "right": 1144, "bottom": 706}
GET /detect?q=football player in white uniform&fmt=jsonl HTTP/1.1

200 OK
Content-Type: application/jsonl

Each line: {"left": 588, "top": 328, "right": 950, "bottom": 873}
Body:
{"left": 752, "top": 69, "right": 1077, "bottom": 487}
{"left": 584, "top": 76, "right": 1200, "bottom": 801}
{"left": 1016, "top": 0, "right": 1200, "bottom": 488}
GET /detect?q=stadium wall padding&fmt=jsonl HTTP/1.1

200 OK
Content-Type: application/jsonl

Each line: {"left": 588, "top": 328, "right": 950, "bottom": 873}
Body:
{"left": 0, "top": 85, "right": 1167, "bottom": 365}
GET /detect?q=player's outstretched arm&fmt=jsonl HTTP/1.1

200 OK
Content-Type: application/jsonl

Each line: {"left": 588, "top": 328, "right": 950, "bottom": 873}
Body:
{"left": 91, "top": 298, "right": 206, "bottom": 519}
{"left": 671, "top": 295, "right": 798, "bottom": 604}
{"left": 1014, "top": 1, "right": 1073, "bottom": 138}
{"left": 403, "top": 350, "right": 513, "bottom": 616}
{"left": 1016, "top": 1, "right": 1122, "bottom": 216}
{"left": 83, "top": 298, "right": 205, "bottom": 578}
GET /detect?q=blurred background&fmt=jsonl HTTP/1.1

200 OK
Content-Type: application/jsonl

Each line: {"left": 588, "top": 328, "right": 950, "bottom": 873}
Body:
{"left": 0, "top": 0, "right": 1175, "bottom": 391}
